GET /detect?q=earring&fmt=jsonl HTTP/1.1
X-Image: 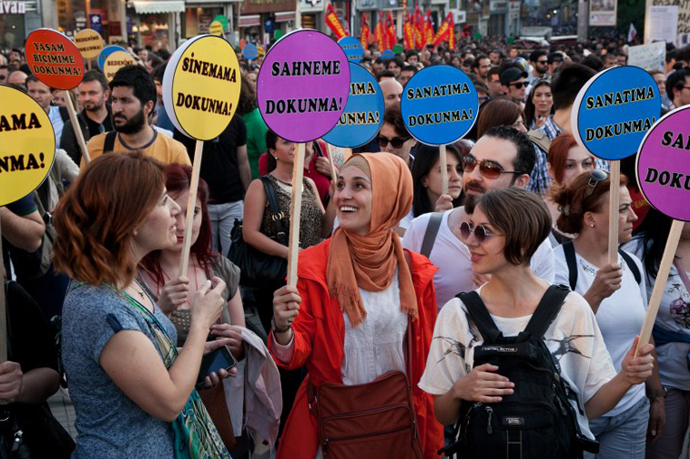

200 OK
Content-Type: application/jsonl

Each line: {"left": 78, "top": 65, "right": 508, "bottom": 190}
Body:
{"left": 590, "top": 224, "right": 595, "bottom": 228}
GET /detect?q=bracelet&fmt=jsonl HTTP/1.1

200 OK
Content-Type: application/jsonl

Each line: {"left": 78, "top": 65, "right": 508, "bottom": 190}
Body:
{"left": 271, "top": 317, "right": 291, "bottom": 334}
{"left": 647, "top": 387, "right": 668, "bottom": 399}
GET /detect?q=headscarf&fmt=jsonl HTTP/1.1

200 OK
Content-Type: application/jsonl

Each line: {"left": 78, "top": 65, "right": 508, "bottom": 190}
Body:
{"left": 326, "top": 153, "right": 417, "bottom": 327}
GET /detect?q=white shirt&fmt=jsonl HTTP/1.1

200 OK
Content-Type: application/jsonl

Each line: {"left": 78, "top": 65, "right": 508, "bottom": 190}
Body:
{"left": 625, "top": 237, "right": 690, "bottom": 390}
{"left": 419, "top": 286, "right": 616, "bottom": 440}
{"left": 553, "top": 245, "right": 647, "bottom": 417}
{"left": 402, "top": 209, "right": 555, "bottom": 310}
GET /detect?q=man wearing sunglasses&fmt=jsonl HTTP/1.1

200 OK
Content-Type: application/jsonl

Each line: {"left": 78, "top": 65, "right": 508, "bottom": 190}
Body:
{"left": 403, "top": 126, "right": 555, "bottom": 309}
{"left": 499, "top": 66, "right": 528, "bottom": 106}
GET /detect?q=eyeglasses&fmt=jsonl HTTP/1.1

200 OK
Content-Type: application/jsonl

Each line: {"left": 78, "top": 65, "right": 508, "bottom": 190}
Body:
{"left": 460, "top": 222, "right": 502, "bottom": 243}
{"left": 581, "top": 169, "right": 610, "bottom": 209}
{"left": 508, "top": 81, "right": 526, "bottom": 89}
{"left": 378, "top": 135, "right": 410, "bottom": 149}
{"left": 462, "top": 156, "right": 525, "bottom": 179}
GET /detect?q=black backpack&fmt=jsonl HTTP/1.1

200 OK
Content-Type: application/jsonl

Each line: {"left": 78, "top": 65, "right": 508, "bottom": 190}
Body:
{"left": 442, "top": 285, "right": 599, "bottom": 459}
{"left": 562, "top": 241, "right": 641, "bottom": 290}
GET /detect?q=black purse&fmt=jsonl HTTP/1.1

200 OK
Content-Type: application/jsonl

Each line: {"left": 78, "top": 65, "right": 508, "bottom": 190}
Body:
{"left": 228, "top": 176, "right": 288, "bottom": 288}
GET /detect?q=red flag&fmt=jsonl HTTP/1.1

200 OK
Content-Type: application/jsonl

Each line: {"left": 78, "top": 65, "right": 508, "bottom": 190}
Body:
{"left": 424, "top": 12, "right": 433, "bottom": 47}
{"left": 325, "top": 4, "right": 347, "bottom": 39}
{"left": 414, "top": 7, "right": 424, "bottom": 49}
{"left": 375, "top": 11, "right": 386, "bottom": 51}
{"left": 404, "top": 17, "right": 415, "bottom": 50}
{"left": 387, "top": 11, "right": 397, "bottom": 49}
{"left": 361, "top": 13, "right": 370, "bottom": 49}
{"left": 448, "top": 13, "right": 455, "bottom": 51}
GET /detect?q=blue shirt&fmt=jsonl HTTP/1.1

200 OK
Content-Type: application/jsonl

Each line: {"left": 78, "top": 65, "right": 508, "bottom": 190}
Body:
{"left": 62, "top": 283, "right": 177, "bottom": 459}
{"left": 49, "top": 105, "right": 65, "bottom": 144}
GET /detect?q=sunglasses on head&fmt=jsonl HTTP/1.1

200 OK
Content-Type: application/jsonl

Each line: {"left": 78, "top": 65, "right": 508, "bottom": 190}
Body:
{"left": 460, "top": 221, "right": 501, "bottom": 243}
{"left": 508, "top": 81, "right": 526, "bottom": 89}
{"left": 378, "top": 135, "right": 410, "bottom": 149}
{"left": 462, "top": 155, "right": 525, "bottom": 179}
{"left": 581, "top": 169, "right": 610, "bottom": 208}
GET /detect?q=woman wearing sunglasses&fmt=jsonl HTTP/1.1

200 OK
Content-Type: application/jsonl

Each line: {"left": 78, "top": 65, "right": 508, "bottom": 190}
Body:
{"left": 552, "top": 171, "right": 665, "bottom": 459}
{"left": 269, "top": 153, "right": 443, "bottom": 459}
{"left": 378, "top": 108, "right": 417, "bottom": 167}
{"left": 420, "top": 187, "right": 655, "bottom": 456}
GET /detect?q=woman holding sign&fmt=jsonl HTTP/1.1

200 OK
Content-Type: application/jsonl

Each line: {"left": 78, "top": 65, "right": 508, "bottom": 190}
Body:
{"left": 53, "top": 153, "right": 231, "bottom": 459}
{"left": 269, "top": 153, "right": 443, "bottom": 459}
{"left": 552, "top": 171, "right": 665, "bottom": 458}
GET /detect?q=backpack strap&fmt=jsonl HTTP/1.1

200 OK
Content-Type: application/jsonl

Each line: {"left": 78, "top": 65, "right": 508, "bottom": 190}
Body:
{"left": 420, "top": 212, "right": 443, "bottom": 258}
{"left": 103, "top": 131, "right": 118, "bottom": 154}
{"left": 563, "top": 241, "right": 578, "bottom": 291}
{"left": 456, "top": 291, "right": 502, "bottom": 344}
{"left": 522, "top": 285, "right": 570, "bottom": 339}
{"left": 618, "top": 249, "right": 641, "bottom": 285}
{"left": 527, "top": 129, "right": 551, "bottom": 153}
{"left": 260, "top": 176, "right": 288, "bottom": 246}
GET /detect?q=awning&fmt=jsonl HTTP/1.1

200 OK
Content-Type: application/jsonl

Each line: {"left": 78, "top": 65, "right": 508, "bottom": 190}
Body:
{"left": 275, "top": 11, "right": 295, "bottom": 22}
{"left": 238, "top": 15, "right": 260, "bottom": 27}
{"left": 130, "top": 1, "right": 185, "bottom": 14}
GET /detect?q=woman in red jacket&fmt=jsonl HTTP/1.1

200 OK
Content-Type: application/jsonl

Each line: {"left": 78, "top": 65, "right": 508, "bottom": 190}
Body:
{"left": 269, "top": 153, "right": 443, "bottom": 459}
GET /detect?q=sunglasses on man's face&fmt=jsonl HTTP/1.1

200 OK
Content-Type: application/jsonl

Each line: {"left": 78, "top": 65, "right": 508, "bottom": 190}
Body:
{"left": 378, "top": 135, "right": 410, "bottom": 149}
{"left": 460, "top": 221, "right": 502, "bottom": 243}
{"left": 508, "top": 81, "right": 526, "bottom": 89}
{"left": 462, "top": 155, "right": 524, "bottom": 180}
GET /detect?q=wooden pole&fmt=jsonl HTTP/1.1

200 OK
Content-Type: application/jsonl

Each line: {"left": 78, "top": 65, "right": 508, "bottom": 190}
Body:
{"left": 637, "top": 219, "right": 684, "bottom": 352}
{"left": 179, "top": 140, "right": 204, "bottom": 277}
{"left": 607, "top": 161, "right": 620, "bottom": 265}
{"left": 287, "top": 143, "right": 306, "bottom": 288}
{"left": 65, "top": 94, "right": 91, "bottom": 165}
{"left": 439, "top": 143, "right": 448, "bottom": 195}
{"left": 0, "top": 216, "right": 6, "bottom": 364}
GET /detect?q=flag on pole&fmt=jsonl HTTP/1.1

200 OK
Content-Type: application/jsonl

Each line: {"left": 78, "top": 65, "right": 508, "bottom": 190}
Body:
{"left": 325, "top": 4, "right": 348, "bottom": 39}
{"left": 375, "top": 11, "right": 386, "bottom": 51}
{"left": 627, "top": 23, "right": 637, "bottom": 43}
{"left": 414, "top": 6, "right": 423, "bottom": 49}
{"left": 424, "top": 12, "right": 434, "bottom": 47}
{"left": 448, "top": 13, "right": 456, "bottom": 50}
{"left": 361, "top": 13, "right": 370, "bottom": 48}
{"left": 404, "top": 17, "right": 415, "bottom": 50}
{"left": 387, "top": 11, "right": 397, "bottom": 49}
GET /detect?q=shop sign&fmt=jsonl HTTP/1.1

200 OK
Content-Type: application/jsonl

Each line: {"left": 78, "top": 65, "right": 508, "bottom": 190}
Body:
{"left": 0, "top": 1, "right": 26, "bottom": 14}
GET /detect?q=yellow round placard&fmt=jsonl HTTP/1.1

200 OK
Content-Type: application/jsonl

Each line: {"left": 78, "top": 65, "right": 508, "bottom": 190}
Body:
{"left": 209, "top": 21, "right": 224, "bottom": 36}
{"left": 0, "top": 86, "right": 55, "bottom": 206}
{"left": 162, "top": 35, "right": 241, "bottom": 140}
{"left": 103, "top": 51, "right": 135, "bottom": 81}
{"left": 74, "top": 29, "right": 104, "bottom": 59}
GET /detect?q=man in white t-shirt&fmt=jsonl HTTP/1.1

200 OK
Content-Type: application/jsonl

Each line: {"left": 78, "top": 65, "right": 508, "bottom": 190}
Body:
{"left": 403, "top": 126, "right": 555, "bottom": 310}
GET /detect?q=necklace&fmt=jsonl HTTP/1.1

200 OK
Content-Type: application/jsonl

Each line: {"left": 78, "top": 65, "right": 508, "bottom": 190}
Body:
{"left": 128, "top": 280, "right": 146, "bottom": 300}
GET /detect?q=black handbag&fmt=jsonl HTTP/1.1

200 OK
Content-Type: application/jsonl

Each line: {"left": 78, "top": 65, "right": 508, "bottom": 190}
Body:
{"left": 228, "top": 176, "right": 288, "bottom": 288}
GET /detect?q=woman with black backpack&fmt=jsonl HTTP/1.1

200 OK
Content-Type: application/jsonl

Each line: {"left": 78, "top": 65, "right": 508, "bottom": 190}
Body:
{"left": 420, "top": 187, "right": 655, "bottom": 459}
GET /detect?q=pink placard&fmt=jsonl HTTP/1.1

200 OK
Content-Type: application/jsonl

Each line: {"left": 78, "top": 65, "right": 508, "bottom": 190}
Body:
{"left": 256, "top": 29, "right": 350, "bottom": 143}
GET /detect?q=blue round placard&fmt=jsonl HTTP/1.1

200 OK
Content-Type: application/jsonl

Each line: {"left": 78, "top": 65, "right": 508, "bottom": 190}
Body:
{"left": 243, "top": 43, "right": 258, "bottom": 60}
{"left": 98, "top": 45, "right": 126, "bottom": 70}
{"left": 323, "top": 62, "right": 384, "bottom": 148}
{"left": 338, "top": 36, "right": 364, "bottom": 62}
{"left": 400, "top": 65, "right": 478, "bottom": 145}
{"left": 381, "top": 50, "right": 395, "bottom": 60}
{"left": 572, "top": 66, "right": 661, "bottom": 160}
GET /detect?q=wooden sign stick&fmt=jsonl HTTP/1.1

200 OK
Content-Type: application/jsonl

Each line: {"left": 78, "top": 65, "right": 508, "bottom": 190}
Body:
{"left": 287, "top": 142, "right": 307, "bottom": 288}
{"left": 637, "top": 219, "right": 684, "bottom": 352}
{"left": 65, "top": 94, "right": 91, "bottom": 164}
{"left": 439, "top": 144, "right": 448, "bottom": 195}
{"left": 0, "top": 216, "right": 6, "bottom": 363}
{"left": 179, "top": 140, "right": 204, "bottom": 277}
{"left": 607, "top": 161, "right": 620, "bottom": 264}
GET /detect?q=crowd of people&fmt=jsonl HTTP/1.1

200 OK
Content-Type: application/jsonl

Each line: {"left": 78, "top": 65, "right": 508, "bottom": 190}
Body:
{"left": 1, "top": 29, "right": 690, "bottom": 459}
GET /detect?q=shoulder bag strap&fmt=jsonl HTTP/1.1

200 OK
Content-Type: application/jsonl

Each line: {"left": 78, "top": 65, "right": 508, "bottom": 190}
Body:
{"left": 563, "top": 241, "right": 578, "bottom": 291}
{"left": 260, "top": 176, "right": 288, "bottom": 246}
{"left": 420, "top": 212, "right": 443, "bottom": 259}
{"left": 403, "top": 250, "right": 414, "bottom": 383}
{"left": 618, "top": 249, "right": 641, "bottom": 285}
{"left": 103, "top": 131, "right": 118, "bottom": 154}
{"left": 456, "top": 291, "right": 502, "bottom": 343}
{"left": 523, "top": 285, "right": 569, "bottom": 339}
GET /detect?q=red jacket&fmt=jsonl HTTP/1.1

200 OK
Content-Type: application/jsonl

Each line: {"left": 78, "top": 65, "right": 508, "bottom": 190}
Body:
{"left": 268, "top": 239, "right": 444, "bottom": 459}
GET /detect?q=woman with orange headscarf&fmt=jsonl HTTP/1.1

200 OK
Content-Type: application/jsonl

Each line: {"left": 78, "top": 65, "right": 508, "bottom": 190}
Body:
{"left": 269, "top": 153, "right": 443, "bottom": 459}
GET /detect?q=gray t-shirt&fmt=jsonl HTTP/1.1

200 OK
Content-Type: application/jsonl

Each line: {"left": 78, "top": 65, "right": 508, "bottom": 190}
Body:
{"left": 62, "top": 283, "right": 178, "bottom": 458}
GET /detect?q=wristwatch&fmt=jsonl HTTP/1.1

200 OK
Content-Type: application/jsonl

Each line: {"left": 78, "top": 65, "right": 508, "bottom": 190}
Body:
{"left": 647, "top": 387, "right": 668, "bottom": 399}
{"left": 271, "top": 317, "right": 291, "bottom": 334}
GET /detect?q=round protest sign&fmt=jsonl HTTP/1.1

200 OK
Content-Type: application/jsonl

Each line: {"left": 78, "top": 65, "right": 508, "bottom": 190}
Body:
{"left": 213, "top": 14, "right": 229, "bottom": 30}
{"left": 243, "top": 44, "right": 258, "bottom": 60}
{"left": 209, "top": 21, "right": 224, "bottom": 36}
{"left": 163, "top": 34, "right": 241, "bottom": 141}
{"left": 323, "top": 62, "right": 384, "bottom": 148}
{"left": 25, "top": 29, "right": 85, "bottom": 90}
{"left": 274, "top": 30, "right": 284, "bottom": 40}
{"left": 572, "top": 66, "right": 661, "bottom": 160}
{"left": 392, "top": 44, "right": 404, "bottom": 55}
{"left": 381, "top": 50, "right": 395, "bottom": 60}
{"left": 0, "top": 86, "right": 55, "bottom": 206}
{"left": 103, "top": 51, "right": 135, "bottom": 81}
{"left": 256, "top": 29, "right": 350, "bottom": 143}
{"left": 74, "top": 29, "right": 104, "bottom": 60}
{"left": 98, "top": 45, "right": 127, "bottom": 70}
{"left": 637, "top": 106, "right": 690, "bottom": 222}
{"left": 400, "top": 65, "right": 478, "bottom": 146}
{"left": 338, "top": 36, "right": 363, "bottom": 62}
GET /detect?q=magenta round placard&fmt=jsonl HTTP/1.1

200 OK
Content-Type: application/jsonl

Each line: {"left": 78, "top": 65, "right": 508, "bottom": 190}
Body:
{"left": 637, "top": 105, "right": 690, "bottom": 222}
{"left": 256, "top": 29, "right": 350, "bottom": 143}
